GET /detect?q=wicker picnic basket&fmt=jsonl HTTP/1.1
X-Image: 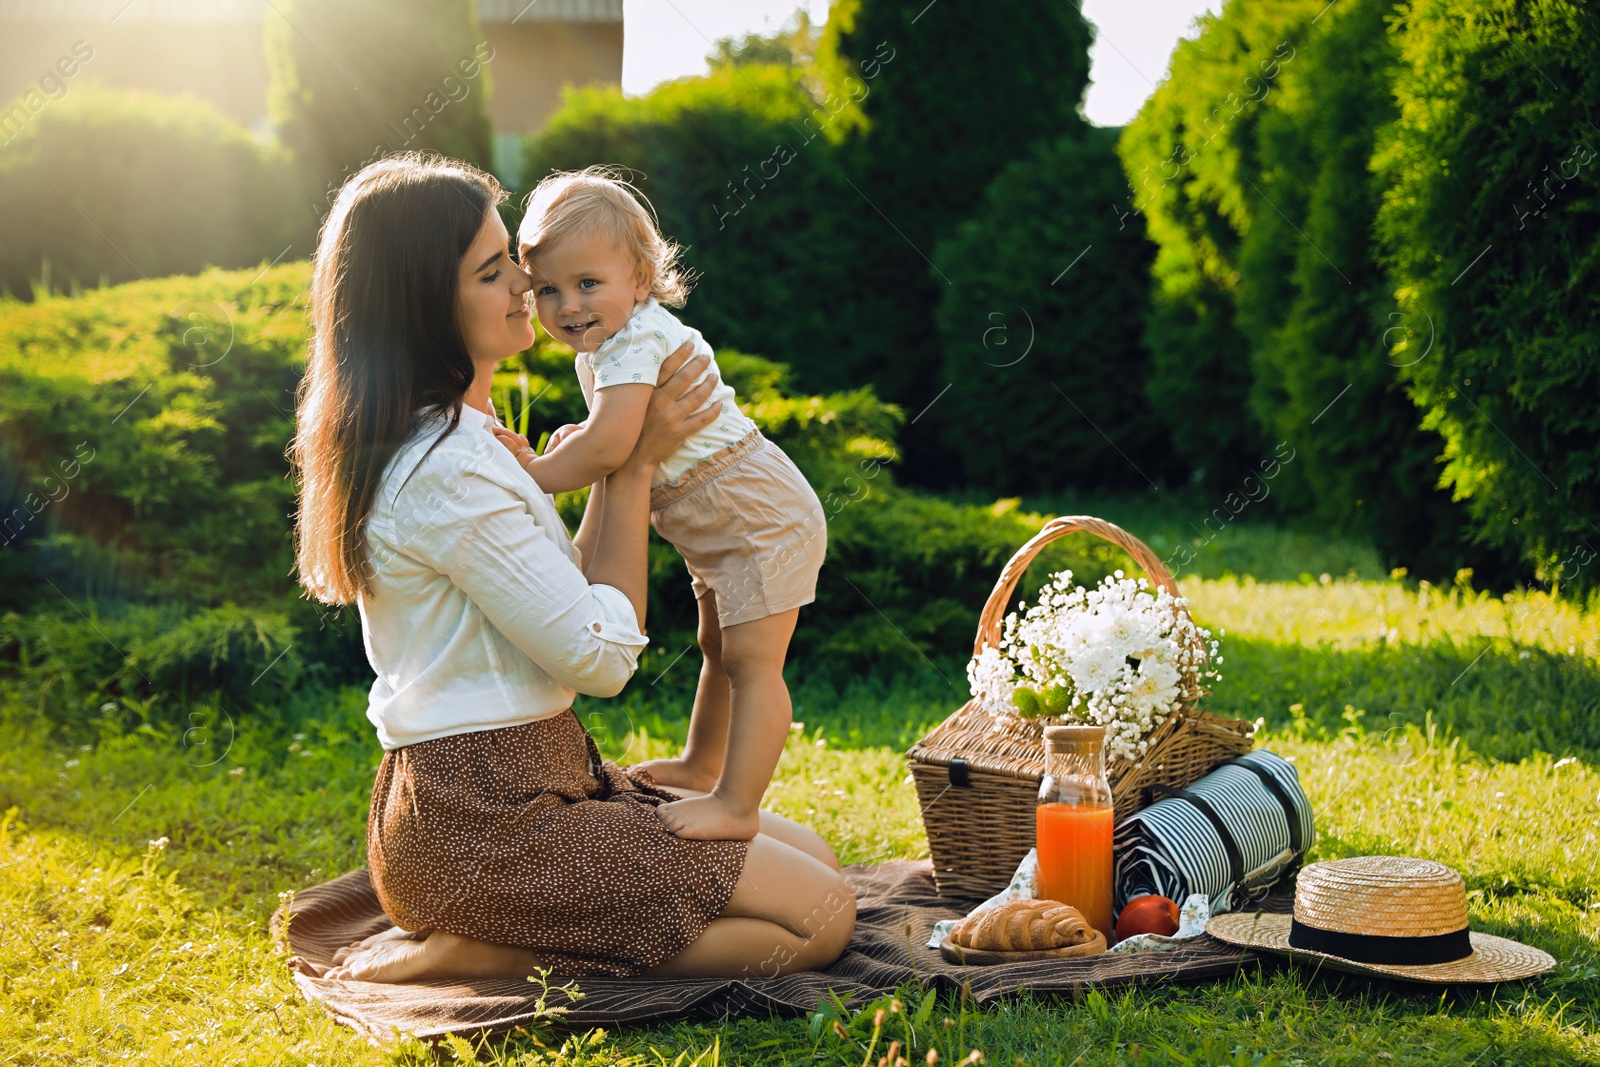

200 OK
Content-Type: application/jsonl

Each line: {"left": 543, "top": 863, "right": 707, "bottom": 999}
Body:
{"left": 908, "top": 515, "right": 1256, "bottom": 899}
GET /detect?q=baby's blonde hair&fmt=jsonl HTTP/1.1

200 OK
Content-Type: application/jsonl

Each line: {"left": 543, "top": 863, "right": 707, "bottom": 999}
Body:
{"left": 518, "top": 166, "right": 692, "bottom": 307}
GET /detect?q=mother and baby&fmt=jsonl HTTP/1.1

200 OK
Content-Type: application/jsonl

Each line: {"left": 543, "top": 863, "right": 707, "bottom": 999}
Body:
{"left": 290, "top": 153, "right": 853, "bottom": 983}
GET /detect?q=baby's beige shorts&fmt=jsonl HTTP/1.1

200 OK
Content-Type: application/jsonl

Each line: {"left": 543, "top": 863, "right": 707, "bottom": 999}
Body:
{"left": 649, "top": 429, "right": 826, "bottom": 629}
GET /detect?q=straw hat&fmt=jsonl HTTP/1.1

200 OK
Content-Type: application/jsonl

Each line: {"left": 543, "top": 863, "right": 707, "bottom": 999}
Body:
{"left": 1206, "top": 856, "right": 1555, "bottom": 983}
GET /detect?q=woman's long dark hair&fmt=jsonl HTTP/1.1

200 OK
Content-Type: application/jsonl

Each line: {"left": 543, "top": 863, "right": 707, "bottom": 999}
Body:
{"left": 291, "top": 152, "right": 505, "bottom": 605}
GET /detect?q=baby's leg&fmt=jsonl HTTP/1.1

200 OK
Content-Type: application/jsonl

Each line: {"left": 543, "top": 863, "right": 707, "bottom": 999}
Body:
{"left": 630, "top": 591, "right": 728, "bottom": 793}
{"left": 657, "top": 607, "right": 799, "bottom": 841}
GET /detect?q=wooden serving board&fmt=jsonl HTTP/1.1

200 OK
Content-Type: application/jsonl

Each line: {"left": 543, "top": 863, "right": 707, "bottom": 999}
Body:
{"left": 939, "top": 930, "right": 1108, "bottom": 966}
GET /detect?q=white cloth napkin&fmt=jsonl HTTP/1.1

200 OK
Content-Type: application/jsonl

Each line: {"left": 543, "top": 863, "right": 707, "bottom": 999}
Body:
{"left": 926, "top": 850, "right": 1212, "bottom": 953}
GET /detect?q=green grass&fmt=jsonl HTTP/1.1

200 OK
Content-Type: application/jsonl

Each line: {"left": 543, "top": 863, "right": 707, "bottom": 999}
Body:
{"left": 3, "top": 523, "right": 1600, "bottom": 1065}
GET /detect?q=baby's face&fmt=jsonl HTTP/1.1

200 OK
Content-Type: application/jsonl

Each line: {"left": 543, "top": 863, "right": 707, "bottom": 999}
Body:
{"left": 522, "top": 231, "right": 650, "bottom": 353}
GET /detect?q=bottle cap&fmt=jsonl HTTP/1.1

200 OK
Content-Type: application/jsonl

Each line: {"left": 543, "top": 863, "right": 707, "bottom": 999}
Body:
{"left": 1043, "top": 724, "right": 1107, "bottom": 749}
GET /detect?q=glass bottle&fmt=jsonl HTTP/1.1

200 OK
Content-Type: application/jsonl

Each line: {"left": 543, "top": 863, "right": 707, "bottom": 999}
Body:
{"left": 1036, "top": 724, "right": 1115, "bottom": 941}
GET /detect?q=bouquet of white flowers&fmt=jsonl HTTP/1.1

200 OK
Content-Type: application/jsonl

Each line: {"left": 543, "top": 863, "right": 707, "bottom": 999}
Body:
{"left": 966, "top": 568, "right": 1222, "bottom": 763}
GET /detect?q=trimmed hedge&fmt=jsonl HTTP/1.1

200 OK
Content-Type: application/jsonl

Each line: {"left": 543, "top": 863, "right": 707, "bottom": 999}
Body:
{"left": 0, "top": 85, "right": 303, "bottom": 300}
{"left": 0, "top": 262, "right": 1130, "bottom": 726}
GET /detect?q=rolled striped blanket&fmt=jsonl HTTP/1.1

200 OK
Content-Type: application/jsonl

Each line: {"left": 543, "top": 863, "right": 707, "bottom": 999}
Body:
{"left": 1112, "top": 750, "right": 1314, "bottom": 917}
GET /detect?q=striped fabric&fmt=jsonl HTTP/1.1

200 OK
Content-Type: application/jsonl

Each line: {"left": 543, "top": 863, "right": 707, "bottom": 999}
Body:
{"left": 273, "top": 860, "right": 1286, "bottom": 1043}
{"left": 1113, "top": 751, "right": 1314, "bottom": 915}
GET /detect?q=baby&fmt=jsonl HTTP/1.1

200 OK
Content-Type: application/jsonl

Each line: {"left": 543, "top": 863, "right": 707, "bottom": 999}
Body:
{"left": 494, "top": 167, "right": 827, "bottom": 842}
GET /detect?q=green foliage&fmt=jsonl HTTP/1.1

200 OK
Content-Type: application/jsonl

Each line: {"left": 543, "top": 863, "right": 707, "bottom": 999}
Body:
{"left": 0, "top": 263, "right": 309, "bottom": 610}
{"left": 0, "top": 85, "right": 303, "bottom": 299}
{"left": 1234, "top": 0, "right": 1489, "bottom": 580}
{"left": 934, "top": 126, "right": 1181, "bottom": 492}
{"left": 521, "top": 66, "right": 860, "bottom": 393}
{"left": 818, "top": 0, "right": 1094, "bottom": 475}
{"left": 0, "top": 262, "right": 1138, "bottom": 714}
{"left": 264, "top": 0, "right": 492, "bottom": 192}
{"left": 1374, "top": 0, "right": 1600, "bottom": 592}
{"left": 1117, "top": 0, "right": 1322, "bottom": 488}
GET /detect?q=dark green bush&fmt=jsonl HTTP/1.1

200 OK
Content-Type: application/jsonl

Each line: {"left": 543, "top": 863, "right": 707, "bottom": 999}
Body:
{"left": 521, "top": 66, "right": 859, "bottom": 396}
{"left": 0, "top": 86, "right": 304, "bottom": 299}
{"left": 1375, "top": 0, "right": 1600, "bottom": 591}
{"left": 932, "top": 126, "right": 1181, "bottom": 493}
{"left": 816, "top": 0, "right": 1094, "bottom": 479}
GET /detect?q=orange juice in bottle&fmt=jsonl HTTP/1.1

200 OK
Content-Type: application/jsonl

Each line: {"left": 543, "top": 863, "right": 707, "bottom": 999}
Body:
{"left": 1036, "top": 724, "right": 1114, "bottom": 941}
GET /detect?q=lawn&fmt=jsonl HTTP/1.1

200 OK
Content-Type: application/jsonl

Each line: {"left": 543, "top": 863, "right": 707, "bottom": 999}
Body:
{"left": 2, "top": 520, "right": 1598, "bottom": 1066}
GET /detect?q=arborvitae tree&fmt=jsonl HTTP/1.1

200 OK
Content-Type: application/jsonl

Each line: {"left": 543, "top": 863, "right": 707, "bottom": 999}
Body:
{"left": 933, "top": 126, "right": 1181, "bottom": 493}
{"left": 1235, "top": 0, "right": 1496, "bottom": 580}
{"left": 816, "top": 0, "right": 1093, "bottom": 482}
{"left": 265, "top": 0, "right": 492, "bottom": 211}
{"left": 1117, "top": 0, "right": 1323, "bottom": 490}
{"left": 1376, "top": 0, "right": 1600, "bottom": 591}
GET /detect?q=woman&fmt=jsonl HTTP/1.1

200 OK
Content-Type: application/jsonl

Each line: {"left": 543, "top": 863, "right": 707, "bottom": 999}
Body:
{"left": 292, "top": 153, "right": 855, "bottom": 983}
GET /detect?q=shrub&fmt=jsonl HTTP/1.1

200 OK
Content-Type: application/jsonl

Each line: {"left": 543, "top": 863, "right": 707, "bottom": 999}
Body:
{"left": 1, "top": 262, "right": 1129, "bottom": 715}
{"left": 1233, "top": 0, "right": 1491, "bottom": 580}
{"left": 1375, "top": 0, "right": 1600, "bottom": 591}
{"left": 932, "top": 126, "right": 1182, "bottom": 493}
{"left": 0, "top": 86, "right": 303, "bottom": 299}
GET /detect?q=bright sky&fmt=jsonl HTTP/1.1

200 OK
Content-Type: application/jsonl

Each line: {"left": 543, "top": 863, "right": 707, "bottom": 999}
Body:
{"left": 620, "top": 0, "right": 1222, "bottom": 127}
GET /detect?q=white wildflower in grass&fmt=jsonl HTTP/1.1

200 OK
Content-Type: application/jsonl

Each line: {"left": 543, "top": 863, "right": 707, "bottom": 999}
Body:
{"left": 968, "top": 569, "right": 1222, "bottom": 763}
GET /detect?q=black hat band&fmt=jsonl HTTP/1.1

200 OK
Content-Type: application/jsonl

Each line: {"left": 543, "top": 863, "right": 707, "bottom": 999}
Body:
{"left": 1287, "top": 918, "right": 1473, "bottom": 965}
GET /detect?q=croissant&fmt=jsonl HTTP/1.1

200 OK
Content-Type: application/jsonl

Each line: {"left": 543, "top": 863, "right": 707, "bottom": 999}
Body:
{"left": 948, "top": 899, "right": 1097, "bottom": 952}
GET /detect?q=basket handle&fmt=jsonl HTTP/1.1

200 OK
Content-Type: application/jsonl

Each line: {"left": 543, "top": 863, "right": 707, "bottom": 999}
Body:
{"left": 971, "top": 515, "right": 1185, "bottom": 657}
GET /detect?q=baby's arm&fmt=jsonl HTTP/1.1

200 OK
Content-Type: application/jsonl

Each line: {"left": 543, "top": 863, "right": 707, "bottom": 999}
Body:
{"left": 516, "top": 383, "right": 652, "bottom": 494}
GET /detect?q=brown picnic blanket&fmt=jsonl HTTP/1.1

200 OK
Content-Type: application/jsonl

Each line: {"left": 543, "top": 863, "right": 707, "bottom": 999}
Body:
{"left": 272, "top": 859, "right": 1282, "bottom": 1045}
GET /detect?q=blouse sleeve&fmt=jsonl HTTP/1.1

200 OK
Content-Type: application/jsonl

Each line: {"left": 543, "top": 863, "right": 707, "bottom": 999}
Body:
{"left": 387, "top": 449, "right": 647, "bottom": 696}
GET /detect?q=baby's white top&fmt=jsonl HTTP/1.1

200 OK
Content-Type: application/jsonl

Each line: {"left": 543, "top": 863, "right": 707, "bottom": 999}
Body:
{"left": 575, "top": 297, "right": 756, "bottom": 488}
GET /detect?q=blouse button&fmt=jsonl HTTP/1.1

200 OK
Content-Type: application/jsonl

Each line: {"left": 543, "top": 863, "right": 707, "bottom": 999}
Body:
{"left": 592, "top": 622, "right": 603, "bottom": 633}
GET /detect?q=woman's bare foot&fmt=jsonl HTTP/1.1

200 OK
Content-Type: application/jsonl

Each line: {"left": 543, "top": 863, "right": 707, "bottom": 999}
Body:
{"left": 630, "top": 756, "right": 717, "bottom": 793}
{"left": 657, "top": 792, "right": 761, "bottom": 841}
{"left": 323, "top": 928, "right": 547, "bottom": 983}
{"left": 329, "top": 924, "right": 423, "bottom": 970}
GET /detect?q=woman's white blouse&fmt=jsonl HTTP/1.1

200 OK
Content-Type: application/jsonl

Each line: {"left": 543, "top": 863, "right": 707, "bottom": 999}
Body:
{"left": 356, "top": 402, "right": 647, "bottom": 751}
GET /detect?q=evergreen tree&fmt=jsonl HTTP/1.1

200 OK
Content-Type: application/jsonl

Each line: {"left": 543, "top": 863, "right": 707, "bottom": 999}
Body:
{"left": 817, "top": 0, "right": 1093, "bottom": 482}
{"left": 1376, "top": 0, "right": 1600, "bottom": 590}
{"left": 265, "top": 0, "right": 492, "bottom": 211}
{"left": 1116, "top": 0, "right": 1323, "bottom": 489}
{"left": 933, "top": 126, "right": 1181, "bottom": 493}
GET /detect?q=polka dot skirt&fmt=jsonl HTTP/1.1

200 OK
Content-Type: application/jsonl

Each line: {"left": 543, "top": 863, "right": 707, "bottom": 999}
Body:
{"left": 366, "top": 709, "right": 749, "bottom": 977}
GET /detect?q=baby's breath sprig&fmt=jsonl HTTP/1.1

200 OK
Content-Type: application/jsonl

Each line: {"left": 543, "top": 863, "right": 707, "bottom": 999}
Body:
{"left": 965, "top": 569, "right": 1222, "bottom": 762}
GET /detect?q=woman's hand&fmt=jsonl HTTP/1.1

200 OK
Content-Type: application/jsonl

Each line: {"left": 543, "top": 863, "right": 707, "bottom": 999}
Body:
{"left": 624, "top": 341, "right": 721, "bottom": 471}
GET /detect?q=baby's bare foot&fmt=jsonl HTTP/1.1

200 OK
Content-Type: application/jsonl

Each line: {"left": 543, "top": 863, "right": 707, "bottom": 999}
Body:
{"left": 656, "top": 794, "right": 761, "bottom": 841}
{"left": 631, "top": 757, "right": 717, "bottom": 794}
